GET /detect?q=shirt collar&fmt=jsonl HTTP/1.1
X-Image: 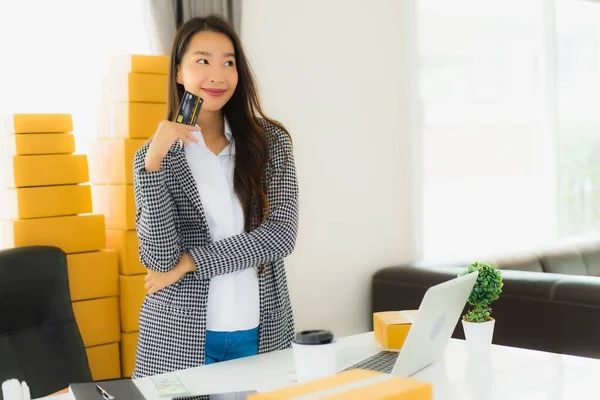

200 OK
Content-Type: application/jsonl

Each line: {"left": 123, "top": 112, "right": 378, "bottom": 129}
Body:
{"left": 222, "top": 117, "right": 234, "bottom": 155}
{"left": 224, "top": 117, "right": 233, "bottom": 142}
{"left": 174, "top": 117, "right": 234, "bottom": 154}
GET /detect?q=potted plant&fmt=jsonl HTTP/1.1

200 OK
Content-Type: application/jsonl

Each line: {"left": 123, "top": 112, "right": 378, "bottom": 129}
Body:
{"left": 458, "top": 261, "right": 503, "bottom": 353}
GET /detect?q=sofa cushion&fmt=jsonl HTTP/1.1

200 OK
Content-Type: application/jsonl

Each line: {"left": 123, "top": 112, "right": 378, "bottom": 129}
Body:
{"left": 539, "top": 248, "right": 588, "bottom": 275}
{"left": 578, "top": 243, "right": 600, "bottom": 277}
{"left": 491, "top": 253, "right": 544, "bottom": 273}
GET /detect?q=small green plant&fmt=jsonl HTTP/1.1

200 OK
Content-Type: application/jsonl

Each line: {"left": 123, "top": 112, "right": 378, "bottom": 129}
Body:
{"left": 458, "top": 261, "right": 503, "bottom": 323}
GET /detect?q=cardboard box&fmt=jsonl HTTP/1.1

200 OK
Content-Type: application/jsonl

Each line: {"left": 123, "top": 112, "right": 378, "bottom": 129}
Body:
{"left": 0, "top": 214, "right": 106, "bottom": 254}
{"left": 3, "top": 113, "right": 73, "bottom": 135}
{"left": 104, "top": 73, "right": 167, "bottom": 103}
{"left": 106, "top": 229, "right": 146, "bottom": 276}
{"left": 249, "top": 369, "right": 432, "bottom": 400}
{"left": 1, "top": 154, "right": 88, "bottom": 188}
{"left": 86, "top": 342, "right": 121, "bottom": 381}
{"left": 97, "top": 102, "right": 165, "bottom": 139}
{"left": 120, "top": 331, "right": 139, "bottom": 378}
{"left": 0, "top": 184, "right": 92, "bottom": 220}
{"left": 89, "top": 139, "right": 145, "bottom": 185}
{"left": 111, "top": 54, "right": 169, "bottom": 75}
{"left": 73, "top": 297, "right": 121, "bottom": 347}
{"left": 119, "top": 275, "right": 146, "bottom": 332}
{"left": 91, "top": 184, "right": 136, "bottom": 230}
{"left": 67, "top": 250, "right": 119, "bottom": 302}
{"left": 1, "top": 133, "right": 75, "bottom": 155}
{"left": 373, "top": 310, "right": 419, "bottom": 350}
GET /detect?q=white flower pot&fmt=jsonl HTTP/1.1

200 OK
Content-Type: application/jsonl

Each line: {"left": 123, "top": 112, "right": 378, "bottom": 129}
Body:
{"left": 462, "top": 318, "right": 495, "bottom": 354}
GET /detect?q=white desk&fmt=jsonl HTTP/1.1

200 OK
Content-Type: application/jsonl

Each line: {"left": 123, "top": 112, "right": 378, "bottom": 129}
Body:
{"left": 43, "top": 332, "right": 600, "bottom": 399}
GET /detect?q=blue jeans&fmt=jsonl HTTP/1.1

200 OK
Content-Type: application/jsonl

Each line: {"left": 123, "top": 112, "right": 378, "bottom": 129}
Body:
{"left": 204, "top": 326, "right": 259, "bottom": 365}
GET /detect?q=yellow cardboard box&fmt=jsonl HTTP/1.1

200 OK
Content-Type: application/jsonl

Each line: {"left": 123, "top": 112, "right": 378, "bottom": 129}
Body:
{"left": 97, "top": 102, "right": 165, "bottom": 139}
{"left": 0, "top": 214, "right": 106, "bottom": 254}
{"left": 3, "top": 113, "right": 73, "bottom": 135}
{"left": 86, "top": 342, "right": 121, "bottom": 381}
{"left": 73, "top": 297, "right": 121, "bottom": 347}
{"left": 89, "top": 139, "right": 145, "bottom": 185}
{"left": 1, "top": 154, "right": 88, "bottom": 189}
{"left": 1, "top": 133, "right": 75, "bottom": 155}
{"left": 91, "top": 184, "right": 136, "bottom": 230}
{"left": 106, "top": 230, "right": 146, "bottom": 276}
{"left": 0, "top": 184, "right": 92, "bottom": 220}
{"left": 119, "top": 274, "right": 146, "bottom": 332}
{"left": 67, "top": 250, "right": 119, "bottom": 302}
{"left": 120, "top": 331, "right": 139, "bottom": 378}
{"left": 111, "top": 54, "right": 169, "bottom": 75}
{"left": 249, "top": 369, "right": 432, "bottom": 400}
{"left": 373, "top": 310, "right": 419, "bottom": 350}
{"left": 104, "top": 73, "right": 167, "bottom": 103}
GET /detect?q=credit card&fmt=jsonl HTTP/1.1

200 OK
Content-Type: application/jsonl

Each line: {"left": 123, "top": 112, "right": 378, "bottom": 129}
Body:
{"left": 174, "top": 91, "right": 203, "bottom": 126}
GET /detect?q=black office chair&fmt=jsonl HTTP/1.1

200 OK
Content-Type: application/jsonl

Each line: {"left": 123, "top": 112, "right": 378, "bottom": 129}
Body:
{"left": 0, "top": 246, "right": 92, "bottom": 399}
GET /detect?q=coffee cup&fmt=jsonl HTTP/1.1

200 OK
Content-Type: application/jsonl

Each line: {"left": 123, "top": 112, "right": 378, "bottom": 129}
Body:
{"left": 291, "top": 330, "right": 337, "bottom": 383}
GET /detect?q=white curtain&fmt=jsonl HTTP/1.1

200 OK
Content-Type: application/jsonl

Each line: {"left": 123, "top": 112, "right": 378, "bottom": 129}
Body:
{"left": 146, "top": 0, "right": 178, "bottom": 56}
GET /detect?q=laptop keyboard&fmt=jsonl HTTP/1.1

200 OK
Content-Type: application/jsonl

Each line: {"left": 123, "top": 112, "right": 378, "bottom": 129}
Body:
{"left": 341, "top": 351, "right": 399, "bottom": 374}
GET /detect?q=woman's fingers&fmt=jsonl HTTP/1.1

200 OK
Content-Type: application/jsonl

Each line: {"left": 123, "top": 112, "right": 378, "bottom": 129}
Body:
{"left": 186, "top": 130, "right": 199, "bottom": 143}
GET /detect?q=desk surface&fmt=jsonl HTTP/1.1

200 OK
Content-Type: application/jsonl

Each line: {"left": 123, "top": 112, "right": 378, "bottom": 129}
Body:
{"left": 43, "top": 332, "right": 600, "bottom": 399}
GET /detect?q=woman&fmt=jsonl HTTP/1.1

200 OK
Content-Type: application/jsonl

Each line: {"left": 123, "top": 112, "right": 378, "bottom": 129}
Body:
{"left": 132, "top": 15, "right": 299, "bottom": 378}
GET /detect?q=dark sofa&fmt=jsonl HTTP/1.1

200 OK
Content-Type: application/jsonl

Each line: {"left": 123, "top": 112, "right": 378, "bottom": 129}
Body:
{"left": 371, "top": 240, "right": 600, "bottom": 359}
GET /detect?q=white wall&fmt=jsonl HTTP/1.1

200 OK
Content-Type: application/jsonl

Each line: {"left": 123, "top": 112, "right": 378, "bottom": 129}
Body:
{"left": 242, "top": 0, "right": 418, "bottom": 336}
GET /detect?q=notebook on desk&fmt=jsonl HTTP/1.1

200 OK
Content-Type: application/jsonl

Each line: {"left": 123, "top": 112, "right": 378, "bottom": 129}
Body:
{"left": 68, "top": 378, "right": 145, "bottom": 399}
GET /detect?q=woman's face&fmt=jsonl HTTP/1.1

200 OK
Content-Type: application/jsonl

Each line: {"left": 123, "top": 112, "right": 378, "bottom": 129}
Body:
{"left": 176, "top": 31, "right": 238, "bottom": 113}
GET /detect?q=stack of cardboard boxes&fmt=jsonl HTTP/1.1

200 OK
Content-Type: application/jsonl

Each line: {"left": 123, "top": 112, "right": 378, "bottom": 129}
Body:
{"left": 90, "top": 54, "right": 169, "bottom": 377}
{"left": 0, "top": 114, "right": 121, "bottom": 380}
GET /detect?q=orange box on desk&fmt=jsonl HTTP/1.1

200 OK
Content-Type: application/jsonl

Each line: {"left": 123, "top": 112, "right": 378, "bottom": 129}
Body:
{"left": 3, "top": 113, "right": 73, "bottom": 135}
{"left": 249, "top": 369, "right": 432, "bottom": 400}
{"left": 1, "top": 133, "right": 75, "bottom": 155}
{"left": 67, "top": 250, "right": 119, "bottom": 302}
{"left": 119, "top": 275, "right": 146, "bottom": 332}
{"left": 1, "top": 154, "right": 88, "bottom": 188}
{"left": 103, "top": 72, "right": 167, "bottom": 103}
{"left": 97, "top": 102, "right": 165, "bottom": 139}
{"left": 86, "top": 342, "right": 121, "bottom": 381}
{"left": 73, "top": 297, "right": 121, "bottom": 347}
{"left": 120, "top": 331, "right": 139, "bottom": 378}
{"left": 0, "top": 214, "right": 106, "bottom": 254}
{"left": 106, "top": 230, "right": 146, "bottom": 276}
{"left": 0, "top": 184, "right": 92, "bottom": 220}
{"left": 373, "top": 310, "right": 419, "bottom": 350}
{"left": 89, "top": 139, "right": 145, "bottom": 185}
{"left": 92, "top": 184, "right": 136, "bottom": 230}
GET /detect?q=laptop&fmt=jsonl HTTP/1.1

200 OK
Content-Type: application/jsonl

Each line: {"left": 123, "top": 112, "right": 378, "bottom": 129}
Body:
{"left": 341, "top": 271, "right": 478, "bottom": 377}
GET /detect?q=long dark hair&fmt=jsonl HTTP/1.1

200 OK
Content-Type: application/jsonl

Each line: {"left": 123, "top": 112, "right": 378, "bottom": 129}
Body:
{"left": 167, "top": 15, "right": 289, "bottom": 235}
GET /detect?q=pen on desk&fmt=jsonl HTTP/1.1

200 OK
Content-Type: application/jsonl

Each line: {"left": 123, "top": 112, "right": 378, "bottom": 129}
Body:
{"left": 96, "top": 384, "right": 115, "bottom": 400}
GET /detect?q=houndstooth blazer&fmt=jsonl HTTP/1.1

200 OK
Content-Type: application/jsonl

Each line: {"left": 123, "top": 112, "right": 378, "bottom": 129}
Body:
{"left": 131, "top": 119, "right": 299, "bottom": 379}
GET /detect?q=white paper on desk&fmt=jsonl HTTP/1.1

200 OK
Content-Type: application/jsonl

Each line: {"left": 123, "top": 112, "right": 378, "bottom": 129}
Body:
{"left": 151, "top": 375, "right": 190, "bottom": 397}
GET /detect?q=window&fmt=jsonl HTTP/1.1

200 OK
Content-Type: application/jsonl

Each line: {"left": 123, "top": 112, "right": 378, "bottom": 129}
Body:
{"left": 555, "top": 0, "right": 600, "bottom": 238}
{"left": 415, "top": 0, "right": 597, "bottom": 260}
{"left": 0, "top": 0, "right": 160, "bottom": 154}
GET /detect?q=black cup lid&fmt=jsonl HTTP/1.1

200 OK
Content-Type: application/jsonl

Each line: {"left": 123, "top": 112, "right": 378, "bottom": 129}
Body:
{"left": 293, "top": 330, "right": 334, "bottom": 345}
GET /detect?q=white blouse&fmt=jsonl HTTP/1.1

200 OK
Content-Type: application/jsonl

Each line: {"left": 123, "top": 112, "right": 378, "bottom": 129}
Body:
{"left": 184, "top": 119, "right": 260, "bottom": 332}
